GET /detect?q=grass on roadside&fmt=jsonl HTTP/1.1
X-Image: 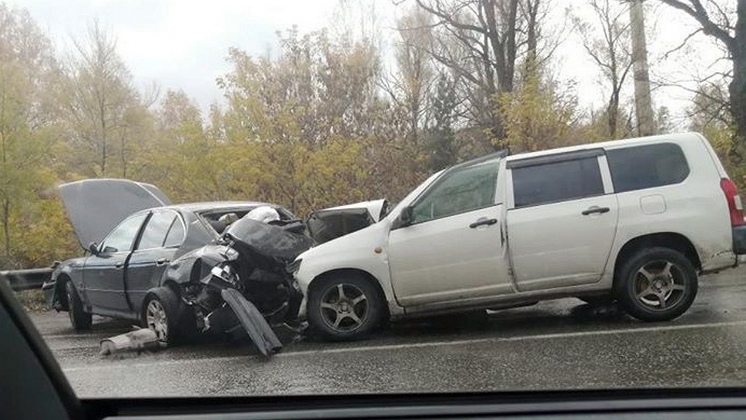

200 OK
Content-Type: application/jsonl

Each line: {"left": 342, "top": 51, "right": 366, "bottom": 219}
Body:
{"left": 15, "top": 289, "right": 48, "bottom": 312}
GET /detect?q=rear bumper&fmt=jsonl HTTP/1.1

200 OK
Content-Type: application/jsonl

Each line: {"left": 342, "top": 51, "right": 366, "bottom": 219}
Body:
{"left": 733, "top": 226, "right": 746, "bottom": 255}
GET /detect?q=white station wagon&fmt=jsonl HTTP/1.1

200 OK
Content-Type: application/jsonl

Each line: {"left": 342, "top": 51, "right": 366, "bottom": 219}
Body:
{"left": 292, "top": 132, "right": 746, "bottom": 340}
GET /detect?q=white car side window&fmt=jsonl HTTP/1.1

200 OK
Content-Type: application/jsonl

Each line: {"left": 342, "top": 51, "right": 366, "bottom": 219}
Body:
{"left": 411, "top": 159, "right": 499, "bottom": 224}
{"left": 512, "top": 157, "right": 604, "bottom": 208}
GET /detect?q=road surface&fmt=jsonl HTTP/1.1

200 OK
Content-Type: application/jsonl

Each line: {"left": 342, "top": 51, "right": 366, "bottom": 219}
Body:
{"left": 29, "top": 267, "right": 746, "bottom": 398}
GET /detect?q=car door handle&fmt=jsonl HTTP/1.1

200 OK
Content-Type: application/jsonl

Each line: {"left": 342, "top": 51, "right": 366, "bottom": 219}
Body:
{"left": 469, "top": 218, "right": 498, "bottom": 229}
{"left": 581, "top": 206, "right": 610, "bottom": 216}
{"left": 114, "top": 261, "right": 123, "bottom": 268}
{"left": 156, "top": 258, "right": 169, "bottom": 266}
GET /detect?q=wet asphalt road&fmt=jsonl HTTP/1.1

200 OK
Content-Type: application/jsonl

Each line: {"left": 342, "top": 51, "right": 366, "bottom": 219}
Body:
{"left": 29, "top": 267, "right": 746, "bottom": 398}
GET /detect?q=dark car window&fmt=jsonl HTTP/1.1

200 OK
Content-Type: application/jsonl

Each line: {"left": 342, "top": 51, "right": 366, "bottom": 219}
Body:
{"left": 606, "top": 143, "right": 690, "bottom": 193}
{"left": 137, "top": 211, "right": 177, "bottom": 250}
{"left": 163, "top": 216, "right": 186, "bottom": 248}
{"left": 412, "top": 158, "right": 499, "bottom": 224}
{"left": 101, "top": 213, "right": 147, "bottom": 253}
{"left": 512, "top": 157, "right": 604, "bottom": 208}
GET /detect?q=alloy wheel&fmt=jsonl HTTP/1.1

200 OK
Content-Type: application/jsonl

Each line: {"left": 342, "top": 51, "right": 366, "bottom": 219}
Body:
{"left": 633, "top": 259, "right": 687, "bottom": 310}
{"left": 319, "top": 283, "right": 370, "bottom": 332}
{"left": 146, "top": 300, "right": 169, "bottom": 342}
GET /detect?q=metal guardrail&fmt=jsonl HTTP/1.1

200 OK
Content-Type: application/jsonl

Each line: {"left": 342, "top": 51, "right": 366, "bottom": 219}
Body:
{"left": 1, "top": 267, "right": 54, "bottom": 292}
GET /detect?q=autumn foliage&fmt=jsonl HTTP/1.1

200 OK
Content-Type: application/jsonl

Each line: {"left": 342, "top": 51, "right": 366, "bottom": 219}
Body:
{"left": 0, "top": 2, "right": 738, "bottom": 269}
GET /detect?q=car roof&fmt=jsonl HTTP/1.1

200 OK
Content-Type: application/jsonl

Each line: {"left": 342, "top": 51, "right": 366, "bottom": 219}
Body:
{"left": 149, "top": 201, "right": 277, "bottom": 214}
{"left": 504, "top": 132, "right": 703, "bottom": 163}
{"left": 174, "top": 201, "right": 278, "bottom": 213}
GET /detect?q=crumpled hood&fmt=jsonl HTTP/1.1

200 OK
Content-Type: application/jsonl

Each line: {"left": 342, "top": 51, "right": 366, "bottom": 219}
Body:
{"left": 58, "top": 179, "right": 171, "bottom": 248}
{"left": 306, "top": 199, "right": 387, "bottom": 245}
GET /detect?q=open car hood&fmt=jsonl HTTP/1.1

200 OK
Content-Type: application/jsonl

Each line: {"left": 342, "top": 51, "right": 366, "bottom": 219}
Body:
{"left": 306, "top": 199, "right": 387, "bottom": 245}
{"left": 58, "top": 179, "right": 171, "bottom": 248}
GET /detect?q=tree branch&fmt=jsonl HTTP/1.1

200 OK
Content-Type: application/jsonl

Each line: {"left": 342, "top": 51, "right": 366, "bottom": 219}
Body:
{"left": 658, "top": 0, "right": 735, "bottom": 51}
{"left": 662, "top": 27, "right": 704, "bottom": 59}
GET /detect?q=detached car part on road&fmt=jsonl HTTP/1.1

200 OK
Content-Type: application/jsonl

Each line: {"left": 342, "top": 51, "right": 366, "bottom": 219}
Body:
{"left": 294, "top": 132, "right": 746, "bottom": 341}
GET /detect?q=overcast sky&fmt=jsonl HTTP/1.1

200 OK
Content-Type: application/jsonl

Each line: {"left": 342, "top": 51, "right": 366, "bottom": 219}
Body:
{"left": 7, "top": 0, "right": 730, "bottom": 128}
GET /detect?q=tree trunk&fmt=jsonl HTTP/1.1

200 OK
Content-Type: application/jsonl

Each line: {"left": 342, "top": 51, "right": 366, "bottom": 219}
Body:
{"left": 608, "top": 93, "right": 619, "bottom": 138}
{"left": 629, "top": 0, "right": 656, "bottom": 136}
{"left": 524, "top": 0, "right": 539, "bottom": 77}
{"left": 730, "top": 1, "right": 746, "bottom": 161}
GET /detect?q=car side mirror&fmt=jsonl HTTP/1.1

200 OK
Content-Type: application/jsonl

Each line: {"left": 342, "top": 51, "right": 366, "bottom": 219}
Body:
{"left": 392, "top": 206, "right": 414, "bottom": 230}
{"left": 88, "top": 242, "right": 99, "bottom": 255}
{"left": 101, "top": 246, "right": 118, "bottom": 254}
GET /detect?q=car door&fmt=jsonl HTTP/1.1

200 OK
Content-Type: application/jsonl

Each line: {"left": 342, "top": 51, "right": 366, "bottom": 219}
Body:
{"left": 125, "top": 210, "right": 185, "bottom": 316}
{"left": 506, "top": 150, "right": 619, "bottom": 292}
{"left": 82, "top": 213, "right": 148, "bottom": 316}
{"left": 388, "top": 156, "right": 513, "bottom": 307}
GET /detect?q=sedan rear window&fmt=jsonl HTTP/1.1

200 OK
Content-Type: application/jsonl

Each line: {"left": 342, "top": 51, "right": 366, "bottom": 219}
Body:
{"left": 138, "top": 211, "right": 177, "bottom": 249}
{"left": 163, "top": 217, "right": 186, "bottom": 248}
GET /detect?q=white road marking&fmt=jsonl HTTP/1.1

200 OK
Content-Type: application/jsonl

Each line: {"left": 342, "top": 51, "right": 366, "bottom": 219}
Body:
{"left": 61, "top": 319, "right": 746, "bottom": 374}
{"left": 282, "top": 319, "right": 746, "bottom": 357}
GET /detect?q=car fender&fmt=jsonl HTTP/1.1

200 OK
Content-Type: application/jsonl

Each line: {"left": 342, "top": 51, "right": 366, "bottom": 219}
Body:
{"left": 47, "top": 257, "right": 86, "bottom": 310}
{"left": 295, "top": 220, "right": 404, "bottom": 318}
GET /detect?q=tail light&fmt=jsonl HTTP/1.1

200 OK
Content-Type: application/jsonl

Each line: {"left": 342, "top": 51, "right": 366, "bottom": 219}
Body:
{"left": 720, "top": 178, "right": 744, "bottom": 226}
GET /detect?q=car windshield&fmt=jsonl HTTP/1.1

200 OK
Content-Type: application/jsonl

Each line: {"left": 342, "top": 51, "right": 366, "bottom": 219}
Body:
{"left": 3, "top": 0, "right": 746, "bottom": 400}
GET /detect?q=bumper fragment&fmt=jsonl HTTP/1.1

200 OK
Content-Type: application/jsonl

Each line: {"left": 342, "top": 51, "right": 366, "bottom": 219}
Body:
{"left": 734, "top": 226, "right": 746, "bottom": 255}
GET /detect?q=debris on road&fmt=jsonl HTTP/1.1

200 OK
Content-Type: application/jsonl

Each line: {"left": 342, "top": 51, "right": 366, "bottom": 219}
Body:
{"left": 221, "top": 288, "right": 283, "bottom": 358}
{"left": 99, "top": 328, "right": 165, "bottom": 356}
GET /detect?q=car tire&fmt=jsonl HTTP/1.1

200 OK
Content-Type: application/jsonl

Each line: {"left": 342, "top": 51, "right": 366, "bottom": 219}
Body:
{"left": 308, "top": 273, "right": 385, "bottom": 341}
{"left": 64, "top": 280, "right": 92, "bottom": 332}
{"left": 141, "top": 287, "right": 186, "bottom": 346}
{"left": 615, "top": 247, "right": 698, "bottom": 322}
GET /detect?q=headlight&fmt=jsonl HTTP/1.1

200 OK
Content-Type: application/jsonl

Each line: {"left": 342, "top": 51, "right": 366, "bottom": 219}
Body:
{"left": 286, "top": 258, "right": 302, "bottom": 274}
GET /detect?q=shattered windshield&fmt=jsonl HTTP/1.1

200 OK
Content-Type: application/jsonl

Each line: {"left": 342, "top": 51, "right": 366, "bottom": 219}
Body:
{"left": 4, "top": 0, "right": 746, "bottom": 400}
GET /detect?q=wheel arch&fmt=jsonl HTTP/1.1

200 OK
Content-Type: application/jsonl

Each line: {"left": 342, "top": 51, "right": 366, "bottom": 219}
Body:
{"left": 613, "top": 232, "right": 701, "bottom": 284}
{"left": 53, "top": 273, "right": 73, "bottom": 311}
{"left": 160, "top": 278, "right": 182, "bottom": 295}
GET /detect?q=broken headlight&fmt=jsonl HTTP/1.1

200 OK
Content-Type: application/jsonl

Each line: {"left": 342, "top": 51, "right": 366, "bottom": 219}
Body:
{"left": 210, "top": 265, "right": 238, "bottom": 287}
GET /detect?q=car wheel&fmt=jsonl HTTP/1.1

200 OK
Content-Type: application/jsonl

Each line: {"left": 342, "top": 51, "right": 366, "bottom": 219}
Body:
{"left": 64, "top": 280, "right": 92, "bottom": 332}
{"left": 141, "top": 287, "right": 185, "bottom": 346}
{"left": 615, "top": 247, "right": 698, "bottom": 322}
{"left": 308, "top": 273, "right": 385, "bottom": 341}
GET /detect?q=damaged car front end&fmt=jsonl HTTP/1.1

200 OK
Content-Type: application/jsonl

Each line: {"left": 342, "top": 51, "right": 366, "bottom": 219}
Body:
{"left": 166, "top": 214, "right": 313, "bottom": 357}
{"left": 163, "top": 201, "right": 389, "bottom": 357}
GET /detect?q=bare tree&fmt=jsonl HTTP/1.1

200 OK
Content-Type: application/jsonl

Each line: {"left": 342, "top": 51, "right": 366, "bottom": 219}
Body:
{"left": 657, "top": 0, "right": 745, "bottom": 156}
{"left": 408, "top": 0, "right": 555, "bottom": 150}
{"left": 383, "top": 7, "right": 437, "bottom": 146}
{"left": 411, "top": 0, "right": 520, "bottom": 144}
{"left": 571, "top": 0, "right": 633, "bottom": 138}
{"left": 63, "top": 21, "right": 144, "bottom": 177}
